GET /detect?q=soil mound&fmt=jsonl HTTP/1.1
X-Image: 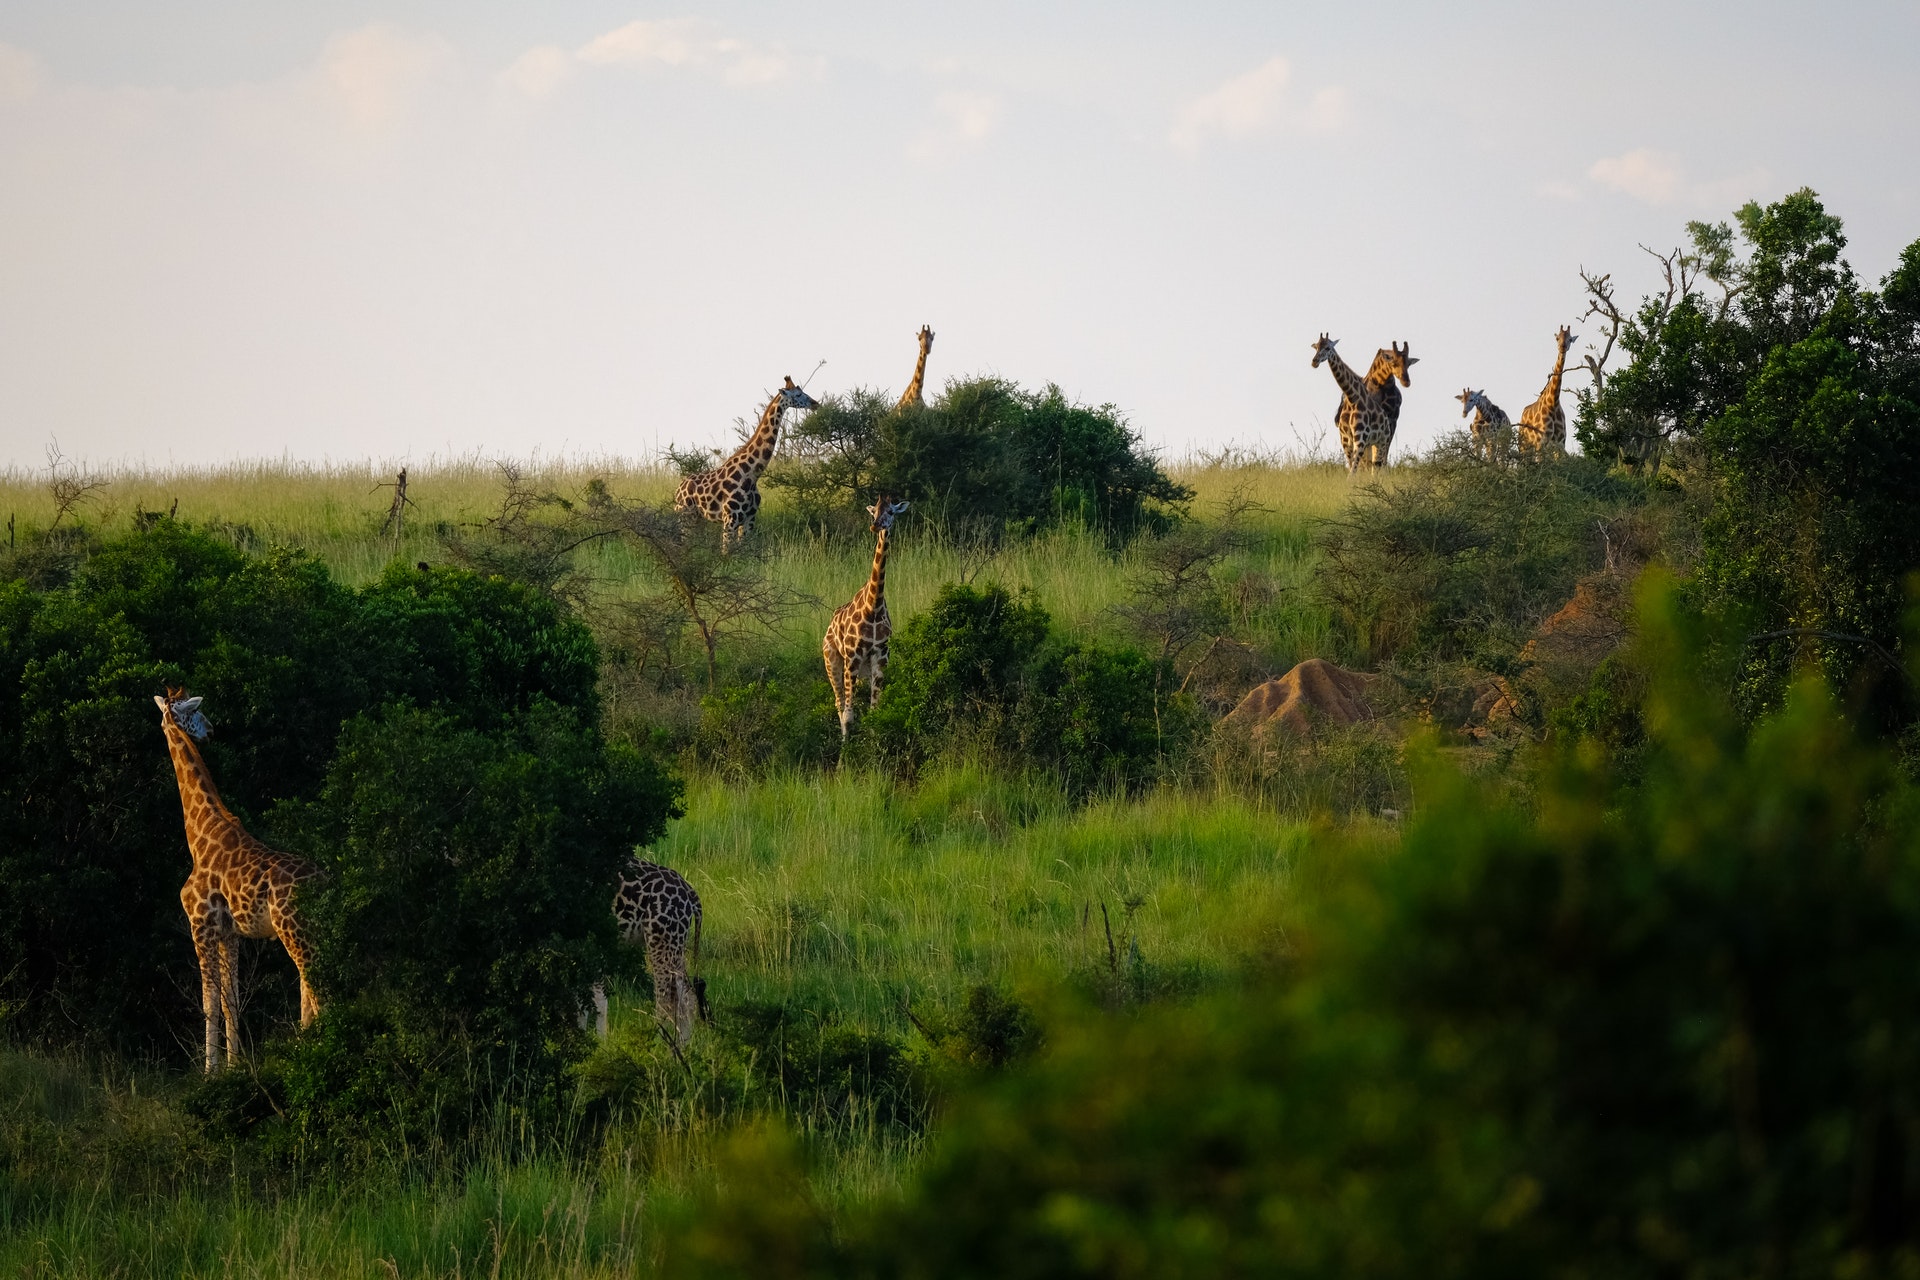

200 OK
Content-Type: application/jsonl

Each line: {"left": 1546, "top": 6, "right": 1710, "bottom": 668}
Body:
{"left": 1223, "top": 658, "right": 1375, "bottom": 739}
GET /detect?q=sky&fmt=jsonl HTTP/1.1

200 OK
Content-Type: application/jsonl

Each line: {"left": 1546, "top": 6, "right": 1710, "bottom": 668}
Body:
{"left": 1, "top": 1, "right": 1916, "bottom": 471}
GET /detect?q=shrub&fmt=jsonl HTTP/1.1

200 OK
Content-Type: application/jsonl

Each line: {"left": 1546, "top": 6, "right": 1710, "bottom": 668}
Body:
{"left": 273, "top": 698, "right": 680, "bottom": 1142}
{"left": 860, "top": 583, "right": 1194, "bottom": 792}
{"left": 769, "top": 377, "right": 1189, "bottom": 540}
{"left": 664, "top": 578, "right": 1920, "bottom": 1277}
{"left": 695, "top": 676, "right": 839, "bottom": 775}
{"left": 0, "top": 526, "right": 624, "bottom": 1059}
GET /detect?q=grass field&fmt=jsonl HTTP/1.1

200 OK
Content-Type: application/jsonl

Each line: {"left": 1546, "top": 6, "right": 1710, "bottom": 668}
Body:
{"left": 1, "top": 454, "right": 1377, "bottom": 1276}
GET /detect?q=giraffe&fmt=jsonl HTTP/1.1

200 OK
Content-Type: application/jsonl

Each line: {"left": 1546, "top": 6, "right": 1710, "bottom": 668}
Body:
{"left": 896, "top": 325, "right": 935, "bottom": 412}
{"left": 1456, "top": 387, "right": 1512, "bottom": 459}
{"left": 823, "top": 497, "right": 909, "bottom": 739}
{"left": 674, "top": 376, "right": 820, "bottom": 550}
{"left": 153, "top": 687, "right": 321, "bottom": 1073}
{"left": 1313, "top": 335, "right": 1416, "bottom": 472}
{"left": 590, "top": 857, "right": 706, "bottom": 1044}
{"left": 1517, "top": 326, "right": 1577, "bottom": 456}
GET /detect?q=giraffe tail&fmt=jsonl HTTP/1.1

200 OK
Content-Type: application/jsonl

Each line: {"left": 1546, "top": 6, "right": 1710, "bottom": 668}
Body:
{"left": 690, "top": 905, "right": 702, "bottom": 966}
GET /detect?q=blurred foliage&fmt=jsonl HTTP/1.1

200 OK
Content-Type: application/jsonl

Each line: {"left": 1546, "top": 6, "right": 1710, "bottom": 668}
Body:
{"left": 663, "top": 577, "right": 1920, "bottom": 1277}
{"left": 768, "top": 377, "right": 1190, "bottom": 541}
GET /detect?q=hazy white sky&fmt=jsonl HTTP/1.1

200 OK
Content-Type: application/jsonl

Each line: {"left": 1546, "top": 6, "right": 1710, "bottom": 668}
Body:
{"left": 1, "top": 2, "right": 1916, "bottom": 469}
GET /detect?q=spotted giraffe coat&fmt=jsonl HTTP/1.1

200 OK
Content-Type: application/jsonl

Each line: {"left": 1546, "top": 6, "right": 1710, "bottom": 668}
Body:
{"left": 155, "top": 688, "right": 322, "bottom": 1073}
{"left": 1457, "top": 388, "right": 1512, "bottom": 458}
{"left": 611, "top": 856, "right": 704, "bottom": 1042}
{"left": 1518, "top": 326, "right": 1576, "bottom": 456}
{"left": 824, "top": 499, "right": 908, "bottom": 738}
{"left": 674, "top": 377, "right": 818, "bottom": 549}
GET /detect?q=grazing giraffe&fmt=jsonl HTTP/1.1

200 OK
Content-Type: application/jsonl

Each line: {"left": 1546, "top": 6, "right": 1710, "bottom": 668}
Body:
{"left": 1313, "top": 335, "right": 1416, "bottom": 472}
{"left": 896, "top": 325, "right": 935, "bottom": 412}
{"left": 153, "top": 688, "right": 321, "bottom": 1072}
{"left": 1517, "top": 326, "right": 1577, "bottom": 456}
{"left": 1456, "top": 387, "right": 1512, "bottom": 458}
{"left": 590, "top": 857, "right": 706, "bottom": 1044}
{"left": 824, "top": 497, "right": 909, "bottom": 739}
{"left": 674, "top": 376, "right": 819, "bottom": 550}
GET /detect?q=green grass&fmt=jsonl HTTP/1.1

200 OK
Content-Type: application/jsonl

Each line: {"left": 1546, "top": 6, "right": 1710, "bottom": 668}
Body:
{"left": 1, "top": 455, "right": 1373, "bottom": 1275}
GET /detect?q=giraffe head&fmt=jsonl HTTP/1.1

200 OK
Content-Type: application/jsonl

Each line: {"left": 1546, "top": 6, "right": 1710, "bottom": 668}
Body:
{"left": 1555, "top": 325, "right": 1578, "bottom": 356}
{"left": 867, "top": 496, "right": 910, "bottom": 533}
{"left": 154, "top": 686, "right": 212, "bottom": 740}
{"left": 1456, "top": 388, "right": 1481, "bottom": 418}
{"left": 1384, "top": 341, "right": 1418, "bottom": 387}
{"left": 1310, "top": 333, "right": 1339, "bottom": 368}
{"left": 917, "top": 325, "right": 934, "bottom": 355}
{"left": 777, "top": 376, "right": 819, "bottom": 413}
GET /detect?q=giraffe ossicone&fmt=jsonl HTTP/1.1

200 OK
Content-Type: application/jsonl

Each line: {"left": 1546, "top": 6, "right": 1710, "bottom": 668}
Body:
{"left": 154, "top": 686, "right": 323, "bottom": 1073}
{"left": 674, "top": 375, "right": 820, "bottom": 551}
{"left": 824, "top": 496, "right": 909, "bottom": 739}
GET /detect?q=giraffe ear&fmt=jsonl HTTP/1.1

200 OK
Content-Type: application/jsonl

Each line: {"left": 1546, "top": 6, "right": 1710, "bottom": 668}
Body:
{"left": 176, "top": 697, "right": 204, "bottom": 715}
{"left": 891, "top": 501, "right": 910, "bottom": 514}
{"left": 154, "top": 695, "right": 169, "bottom": 712}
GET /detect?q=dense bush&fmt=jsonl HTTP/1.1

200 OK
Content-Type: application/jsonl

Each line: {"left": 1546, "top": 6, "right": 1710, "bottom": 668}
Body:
{"left": 1578, "top": 188, "right": 1920, "bottom": 715}
{"left": 665, "top": 579, "right": 1920, "bottom": 1277}
{"left": 860, "top": 583, "right": 1200, "bottom": 793}
{"left": 0, "top": 521, "right": 627, "bottom": 1058}
{"left": 769, "top": 377, "right": 1190, "bottom": 540}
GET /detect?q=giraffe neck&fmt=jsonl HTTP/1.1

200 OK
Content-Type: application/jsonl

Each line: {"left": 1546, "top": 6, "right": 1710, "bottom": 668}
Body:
{"left": 1362, "top": 351, "right": 1398, "bottom": 393}
{"left": 898, "top": 344, "right": 930, "bottom": 410}
{"left": 1322, "top": 349, "right": 1368, "bottom": 402}
{"left": 1541, "top": 346, "right": 1569, "bottom": 403}
{"left": 862, "top": 526, "right": 891, "bottom": 609}
{"left": 162, "top": 723, "right": 240, "bottom": 859}
{"left": 725, "top": 392, "right": 787, "bottom": 481}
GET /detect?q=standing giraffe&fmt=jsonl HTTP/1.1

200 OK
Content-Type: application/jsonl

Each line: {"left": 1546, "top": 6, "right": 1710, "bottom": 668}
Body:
{"left": 1313, "top": 335, "right": 1416, "bottom": 472}
{"left": 674, "top": 376, "right": 819, "bottom": 550}
{"left": 1517, "top": 326, "right": 1577, "bottom": 456}
{"left": 896, "top": 325, "right": 935, "bottom": 412}
{"left": 824, "top": 497, "right": 909, "bottom": 738}
{"left": 153, "top": 688, "right": 321, "bottom": 1072}
{"left": 590, "top": 857, "right": 705, "bottom": 1044}
{"left": 1456, "top": 387, "right": 1512, "bottom": 458}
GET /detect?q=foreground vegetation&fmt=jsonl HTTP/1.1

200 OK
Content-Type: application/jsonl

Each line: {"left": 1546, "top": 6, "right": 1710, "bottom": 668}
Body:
{"left": 5, "top": 187, "right": 1920, "bottom": 1275}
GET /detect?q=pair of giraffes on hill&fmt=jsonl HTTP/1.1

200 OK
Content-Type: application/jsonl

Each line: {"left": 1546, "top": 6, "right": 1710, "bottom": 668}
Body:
{"left": 153, "top": 689, "right": 706, "bottom": 1072}
{"left": 1455, "top": 326, "right": 1579, "bottom": 460}
{"left": 672, "top": 326, "right": 936, "bottom": 740}
{"left": 1311, "top": 326, "right": 1577, "bottom": 469}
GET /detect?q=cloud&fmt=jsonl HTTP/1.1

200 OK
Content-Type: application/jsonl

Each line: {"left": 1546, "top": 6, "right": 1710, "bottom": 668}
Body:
{"left": 908, "top": 91, "right": 1000, "bottom": 163}
{"left": 499, "top": 45, "right": 573, "bottom": 99}
{"left": 1588, "top": 148, "right": 1683, "bottom": 204}
{"left": 0, "top": 41, "right": 40, "bottom": 101}
{"left": 570, "top": 19, "right": 793, "bottom": 86}
{"left": 317, "top": 25, "right": 453, "bottom": 128}
{"left": 1170, "top": 56, "right": 1347, "bottom": 148}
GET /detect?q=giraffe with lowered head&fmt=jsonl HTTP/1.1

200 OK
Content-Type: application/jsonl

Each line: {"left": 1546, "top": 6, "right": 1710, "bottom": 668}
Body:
{"left": 154, "top": 687, "right": 321, "bottom": 1072}
{"left": 674, "top": 376, "right": 819, "bottom": 550}
{"left": 896, "top": 326, "right": 935, "bottom": 412}
{"left": 1517, "top": 326, "right": 1577, "bottom": 456}
{"left": 1457, "top": 387, "right": 1512, "bottom": 458}
{"left": 1313, "top": 335, "right": 1417, "bottom": 472}
{"left": 588, "top": 857, "right": 706, "bottom": 1044}
{"left": 824, "top": 497, "right": 910, "bottom": 738}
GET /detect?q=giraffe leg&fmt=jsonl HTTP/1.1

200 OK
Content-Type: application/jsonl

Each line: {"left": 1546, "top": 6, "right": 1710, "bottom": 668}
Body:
{"left": 271, "top": 895, "right": 321, "bottom": 1026}
{"left": 868, "top": 654, "right": 885, "bottom": 709}
{"left": 191, "top": 922, "right": 223, "bottom": 1073}
{"left": 824, "top": 641, "right": 850, "bottom": 738}
{"left": 220, "top": 935, "right": 243, "bottom": 1063}
{"left": 647, "top": 947, "right": 689, "bottom": 1046}
{"left": 587, "top": 981, "right": 609, "bottom": 1037}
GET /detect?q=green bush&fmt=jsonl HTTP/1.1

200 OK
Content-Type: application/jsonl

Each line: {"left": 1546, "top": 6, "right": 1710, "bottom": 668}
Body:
{"left": 0, "top": 523, "right": 624, "bottom": 1059}
{"left": 860, "top": 583, "right": 1195, "bottom": 792}
{"left": 267, "top": 699, "right": 680, "bottom": 1144}
{"left": 695, "top": 675, "right": 839, "bottom": 775}
{"left": 769, "top": 377, "right": 1189, "bottom": 540}
{"left": 664, "top": 579, "right": 1920, "bottom": 1277}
